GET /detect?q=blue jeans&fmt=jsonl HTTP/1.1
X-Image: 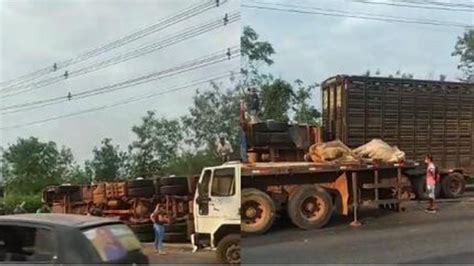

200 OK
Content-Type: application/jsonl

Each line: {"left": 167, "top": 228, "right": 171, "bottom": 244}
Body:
{"left": 153, "top": 223, "right": 165, "bottom": 251}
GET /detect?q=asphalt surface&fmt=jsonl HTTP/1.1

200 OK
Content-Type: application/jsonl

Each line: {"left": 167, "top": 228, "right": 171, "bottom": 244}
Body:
{"left": 142, "top": 243, "right": 217, "bottom": 264}
{"left": 242, "top": 191, "right": 474, "bottom": 264}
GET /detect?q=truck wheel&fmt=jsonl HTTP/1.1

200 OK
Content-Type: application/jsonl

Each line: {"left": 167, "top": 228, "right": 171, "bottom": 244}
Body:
{"left": 135, "top": 231, "right": 155, "bottom": 242}
{"left": 129, "top": 223, "right": 153, "bottom": 234}
{"left": 252, "top": 120, "right": 288, "bottom": 132}
{"left": 217, "top": 234, "right": 240, "bottom": 264}
{"left": 241, "top": 188, "right": 275, "bottom": 234}
{"left": 128, "top": 186, "right": 155, "bottom": 198}
{"left": 164, "top": 232, "right": 188, "bottom": 242}
{"left": 160, "top": 185, "right": 189, "bottom": 196}
{"left": 159, "top": 176, "right": 188, "bottom": 186}
{"left": 441, "top": 173, "right": 466, "bottom": 198}
{"left": 287, "top": 185, "right": 333, "bottom": 230}
{"left": 164, "top": 222, "right": 187, "bottom": 233}
{"left": 128, "top": 179, "right": 154, "bottom": 189}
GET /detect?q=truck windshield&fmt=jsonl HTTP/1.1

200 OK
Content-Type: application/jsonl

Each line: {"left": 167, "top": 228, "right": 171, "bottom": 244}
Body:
{"left": 82, "top": 224, "right": 141, "bottom": 262}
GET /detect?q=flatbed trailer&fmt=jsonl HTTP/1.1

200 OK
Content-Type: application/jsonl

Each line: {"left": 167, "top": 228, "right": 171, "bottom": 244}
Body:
{"left": 240, "top": 160, "right": 421, "bottom": 234}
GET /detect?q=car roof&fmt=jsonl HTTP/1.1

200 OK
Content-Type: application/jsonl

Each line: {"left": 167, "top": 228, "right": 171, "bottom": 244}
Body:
{"left": 0, "top": 213, "right": 121, "bottom": 229}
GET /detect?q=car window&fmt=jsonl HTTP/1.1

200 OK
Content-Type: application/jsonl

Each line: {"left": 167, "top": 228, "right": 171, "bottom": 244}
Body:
{"left": 211, "top": 168, "right": 235, "bottom": 197}
{"left": 0, "top": 225, "right": 57, "bottom": 262}
{"left": 82, "top": 223, "right": 141, "bottom": 262}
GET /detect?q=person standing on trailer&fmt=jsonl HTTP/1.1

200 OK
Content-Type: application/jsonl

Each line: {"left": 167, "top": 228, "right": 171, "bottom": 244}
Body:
{"left": 150, "top": 204, "right": 169, "bottom": 254}
{"left": 246, "top": 87, "right": 261, "bottom": 123}
{"left": 425, "top": 154, "right": 440, "bottom": 213}
{"left": 216, "top": 133, "right": 233, "bottom": 163}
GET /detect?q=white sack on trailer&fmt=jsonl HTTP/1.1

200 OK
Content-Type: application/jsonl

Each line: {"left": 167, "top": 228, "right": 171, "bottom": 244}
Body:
{"left": 352, "top": 139, "right": 405, "bottom": 163}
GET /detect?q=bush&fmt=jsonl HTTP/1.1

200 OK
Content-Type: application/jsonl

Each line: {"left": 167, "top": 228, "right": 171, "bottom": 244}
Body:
{"left": 2, "top": 193, "right": 43, "bottom": 214}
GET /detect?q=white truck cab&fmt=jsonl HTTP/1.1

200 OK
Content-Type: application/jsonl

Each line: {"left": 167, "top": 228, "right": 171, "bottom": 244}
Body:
{"left": 192, "top": 163, "right": 241, "bottom": 264}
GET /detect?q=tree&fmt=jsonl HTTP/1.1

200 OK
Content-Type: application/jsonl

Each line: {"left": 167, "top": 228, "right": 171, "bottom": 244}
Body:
{"left": 1, "top": 137, "right": 75, "bottom": 194}
{"left": 183, "top": 81, "right": 241, "bottom": 151}
{"left": 241, "top": 26, "right": 275, "bottom": 86}
{"left": 292, "top": 80, "right": 321, "bottom": 125}
{"left": 452, "top": 29, "right": 474, "bottom": 82}
{"left": 260, "top": 79, "right": 294, "bottom": 122}
{"left": 129, "top": 111, "right": 182, "bottom": 177}
{"left": 164, "top": 151, "right": 220, "bottom": 176}
{"left": 88, "top": 138, "right": 125, "bottom": 181}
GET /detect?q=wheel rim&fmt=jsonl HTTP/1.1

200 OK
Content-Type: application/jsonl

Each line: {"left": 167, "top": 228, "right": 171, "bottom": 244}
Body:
{"left": 300, "top": 195, "right": 325, "bottom": 221}
{"left": 225, "top": 243, "right": 240, "bottom": 264}
{"left": 241, "top": 200, "right": 264, "bottom": 227}
{"left": 449, "top": 178, "right": 462, "bottom": 194}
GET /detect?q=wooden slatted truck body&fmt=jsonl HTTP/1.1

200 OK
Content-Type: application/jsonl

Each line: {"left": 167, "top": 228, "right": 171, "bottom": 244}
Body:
{"left": 239, "top": 160, "right": 420, "bottom": 234}
{"left": 322, "top": 75, "right": 474, "bottom": 197}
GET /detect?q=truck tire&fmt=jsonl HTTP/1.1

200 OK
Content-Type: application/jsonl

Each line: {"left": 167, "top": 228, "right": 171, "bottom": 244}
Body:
{"left": 129, "top": 223, "right": 153, "bottom": 234}
{"left": 252, "top": 120, "right": 288, "bottom": 132}
{"left": 160, "top": 185, "right": 189, "bottom": 196}
{"left": 217, "top": 234, "right": 240, "bottom": 264}
{"left": 128, "top": 179, "right": 154, "bottom": 189}
{"left": 164, "top": 232, "right": 188, "bottom": 243}
{"left": 135, "top": 231, "right": 155, "bottom": 242}
{"left": 412, "top": 176, "right": 440, "bottom": 200}
{"left": 441, "top": 172, "right": 466, "bottom": 198}
{"left": 287, "top": 185, "right": 333, "bottom": 230}
{"left": 164, "top": 222, "right": 187, "bottom": 233}
{"left": 241, "top": 188, "right": 275, "bottom": 234}
{"left": 128, "top": 186, "right": 155, "bottom": 198}
{"left": 159, "top": 176, "right": 188, "bottom": 186}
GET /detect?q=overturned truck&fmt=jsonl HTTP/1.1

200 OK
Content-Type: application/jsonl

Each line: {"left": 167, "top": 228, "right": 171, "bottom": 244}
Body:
{"left": 43, "top": 176, "right": 197, "bottom": 242}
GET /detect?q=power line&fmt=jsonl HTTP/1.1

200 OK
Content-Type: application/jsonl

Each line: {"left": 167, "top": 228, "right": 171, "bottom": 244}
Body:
{"left": 242, "top": 1, "right": 473, "bottom": 28}
{"left": 350, "top": 0, "right": 474, "bottom": 12}
{"left": 0, "top": 11, "right": 240, "bottom": 96}
{"left": 396, "top": 0, "right": 474, "bottom": 10}
{"left": 0, "top": 0, "right": 228, "bottom": 89}
{"left": 0, "top": 70, "right": 240, "bottom": 131}
{"left": 0, "top": 47, "right": 240, "bottom": 115}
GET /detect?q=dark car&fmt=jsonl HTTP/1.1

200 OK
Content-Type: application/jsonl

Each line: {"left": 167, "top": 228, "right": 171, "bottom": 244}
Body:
{"left": 0, "top": 213, "right": 149, "bottom": 264}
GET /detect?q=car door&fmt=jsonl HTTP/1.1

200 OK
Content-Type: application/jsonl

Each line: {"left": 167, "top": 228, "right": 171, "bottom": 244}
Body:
{"left": 194, "top": 165, "right": 240, "bottom": 235}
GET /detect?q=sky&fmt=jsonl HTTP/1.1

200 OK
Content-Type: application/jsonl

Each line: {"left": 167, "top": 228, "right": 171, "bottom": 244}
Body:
{"left": 0, "top": 0, "right": 240, "bottom": 163}
{"left": 0, "top": 0, "right": 473, "bottom": 165}
{"left": 242, "top": 0, "right": 474, "bottom": 110}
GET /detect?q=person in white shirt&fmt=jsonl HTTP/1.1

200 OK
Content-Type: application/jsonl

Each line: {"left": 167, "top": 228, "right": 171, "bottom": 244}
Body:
{"left": 216, "top": 133, "right": 233, "bottom": 162}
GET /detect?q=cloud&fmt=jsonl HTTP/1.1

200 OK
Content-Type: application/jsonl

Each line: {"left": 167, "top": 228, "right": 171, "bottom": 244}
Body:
{"left": 0, "top": 0, "right": 240, "bottom": 162}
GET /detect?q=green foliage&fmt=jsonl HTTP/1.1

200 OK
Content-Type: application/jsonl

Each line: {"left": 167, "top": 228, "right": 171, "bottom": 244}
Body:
{"left": 2, "top": 137, "right": 75, "bottom": 194}
{"left": 164, "top": 150, "right": 220, "bottom": 176}
{"left": 452, "top": 29, "right": 474, "bottom": 82}
{"left": 64, "top": 165, "right": 92, "bottom": 185}
{"left": 129, "top": 111, "right": 182, "bottom": 177}
{"left": 292, "top": 80, "right": 321, "bottom": 125}
{"left": 2, "top": 193, "right": 43, "bottom": 214}
{"left": 88, "top": 138, "right": 126, "bottom": 181}
{"left": 260, "top": 79, "right": 295, "bottom": 122}
{"left": 182, "top": 82, "right": 241, "bottom": 151}
{"left": 241, "top": 26, "right": 275, "bottom": 86}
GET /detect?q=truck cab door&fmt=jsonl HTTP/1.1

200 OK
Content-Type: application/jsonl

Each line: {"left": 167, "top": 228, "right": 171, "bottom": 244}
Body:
{"left": 194, "top": 166, "right": 240, "bottom": 236}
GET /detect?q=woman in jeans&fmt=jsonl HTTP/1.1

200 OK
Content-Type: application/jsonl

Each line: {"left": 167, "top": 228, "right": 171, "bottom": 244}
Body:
{"left": 150, "top": 204, "right": 169, "bottom": 254}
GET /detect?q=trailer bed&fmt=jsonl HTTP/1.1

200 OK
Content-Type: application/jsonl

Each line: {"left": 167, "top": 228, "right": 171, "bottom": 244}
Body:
{"left": 240, "top": 160, "right": 420, "bottom": 176}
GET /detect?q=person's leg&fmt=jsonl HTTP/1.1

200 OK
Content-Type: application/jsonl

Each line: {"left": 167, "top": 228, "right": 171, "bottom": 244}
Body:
{"left": 153, "top": 223, "right": 160, "bottom": 251}
{"left": 158, "top": 224, "right": 165, "bottom": 254}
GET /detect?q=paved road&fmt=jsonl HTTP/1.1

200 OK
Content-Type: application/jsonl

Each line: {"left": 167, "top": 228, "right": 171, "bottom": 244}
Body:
{"left": 242, "top": 195, "right": 474, "bottom": 264}
{"left": 142, "top": 243, "right": 217, "bottom": 264}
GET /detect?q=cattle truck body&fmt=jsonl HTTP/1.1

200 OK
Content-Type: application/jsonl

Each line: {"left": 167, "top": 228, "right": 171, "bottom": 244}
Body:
{"left": 322, "top": 75, "right": 474, "bottom": 177}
